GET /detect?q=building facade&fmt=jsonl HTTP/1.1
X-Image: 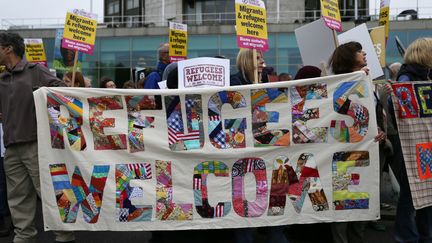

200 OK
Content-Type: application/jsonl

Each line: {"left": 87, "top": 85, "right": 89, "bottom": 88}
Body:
{"left": 103, "top": 0, "right": 369, "bottom": 27}
{"left": 7, "top": 0, "right": 427, "bottom": 87}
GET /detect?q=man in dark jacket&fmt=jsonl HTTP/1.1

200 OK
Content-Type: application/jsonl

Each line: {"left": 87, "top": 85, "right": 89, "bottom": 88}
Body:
{"left": 0, "top": 32, "right": 74, "bottom": 243}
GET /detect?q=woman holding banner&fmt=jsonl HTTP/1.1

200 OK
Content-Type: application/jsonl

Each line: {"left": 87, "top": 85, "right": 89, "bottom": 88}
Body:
{"left": 329, "top": 41, "right": 387, "bottom": 243}
{"left": 231, "top": 48, "right": 289, "bottom": 243}
{"left": 393, "top": 37, "right": 432, "bottom": 243}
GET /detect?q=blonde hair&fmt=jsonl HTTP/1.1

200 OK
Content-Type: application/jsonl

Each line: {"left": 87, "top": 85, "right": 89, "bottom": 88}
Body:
{"left": 236, "top": 48, "right": 262, "bottom": 83}
{"left": 404, "top": 38, "right": 432, "bottom": 68}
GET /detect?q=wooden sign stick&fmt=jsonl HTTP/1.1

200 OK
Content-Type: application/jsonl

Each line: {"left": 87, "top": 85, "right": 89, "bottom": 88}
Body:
{"left": 332, "top": 29, "right": 339, "bottom": 48}
{"left": 71, "top": 50, "right": 79, "bottom": 87}
{"left": 253, "top": 49, "right": 259, "bottom": 84}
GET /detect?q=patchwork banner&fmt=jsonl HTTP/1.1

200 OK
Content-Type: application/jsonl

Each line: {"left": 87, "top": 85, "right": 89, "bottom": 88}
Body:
{"left": 34, "top": 72, "right": 379, "bottom": 231}
{"left": 391, "top": 81, "right": 432, "bottom": 209}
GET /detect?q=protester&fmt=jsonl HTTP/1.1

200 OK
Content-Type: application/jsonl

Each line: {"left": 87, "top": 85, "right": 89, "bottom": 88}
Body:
{"left": 137, "top": 78, "right": 145, "bottom": 89}
{"left": 231, "top": 48, "right": 289, "bottom": 243}
{"left": 0, "top": 32, "right": 74, "bottom": 243}
{"left": 63, "top": 71, "right": 85, "bottom": 87}
{"left": 122, "top": 80, "right": 135, "bottom": 89}
{"left": 387, "top": 62, "right": 402, "bottom": 81}
{"left": 278, "top": 72, "right": 293, "bottom": 81}
{"left": 393, "top": 37, "right": 432, "bottom": 243}
{"left": 53, "top": 39, "right": 81, "bottom": 73}
{"left": 231, "top": 48, "right": 265, "bottom": 86}
{"left": 144, "top": 43, "right": 170, "bottom": 89}
{"left": 294, "top": 65, "right": 322, "bottom": 80}
{"left": 84, "top": 77, "right": 92, "bottom": 88}
{"left": 100, "top": 76, "right": 117, "bottom": 88}
{"left": 163, "top": 62, "right": 178, "bottom": 89}
{"left": 261, "top": 66, "right": 275, "bottom": 83}
{"left": 329, "top": 41, "right": 386, "bottom": 243}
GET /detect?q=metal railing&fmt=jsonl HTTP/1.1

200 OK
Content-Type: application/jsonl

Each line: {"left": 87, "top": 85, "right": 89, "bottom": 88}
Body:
{"left": 1, "top": 7, "right": 431, "bottom": 30}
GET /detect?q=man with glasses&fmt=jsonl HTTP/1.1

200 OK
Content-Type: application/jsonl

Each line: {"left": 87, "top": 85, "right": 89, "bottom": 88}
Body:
{"left": 0, "top": 32, "right": 75, "bottom": 243}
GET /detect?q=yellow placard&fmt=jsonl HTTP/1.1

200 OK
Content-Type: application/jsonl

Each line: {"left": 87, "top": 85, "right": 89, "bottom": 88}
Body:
{"left": 169, "top": 22, "right": 188, "bottom": 62}
{"left": 320, "top": 0, "right": 342, "bottom": 31}
{"left": 63, "top": 12, "right": 97, "bottom": 46}
{"left": 235, "top": 3, "right": 267, "bottom": 40}
{"left": 369, "top": 26, "right": 386, "bottom": 68}
{"left": 25, "top": 43, "right": 47, "bottom": 63}
{"left": 379, "top": 6, "right": 390, "bottom": 43}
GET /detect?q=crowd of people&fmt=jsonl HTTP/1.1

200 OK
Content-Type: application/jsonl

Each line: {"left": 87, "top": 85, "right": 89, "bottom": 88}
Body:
{"left": 0, "top": 31, "right": 432, "bottom": 243}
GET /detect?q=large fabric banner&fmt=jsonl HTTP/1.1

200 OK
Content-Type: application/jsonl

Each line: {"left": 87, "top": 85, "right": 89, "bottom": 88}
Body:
{"left": 34, "top": 72, "right": 379, "bottom": 231}
{"left": 391, "top": 81, "right": 432, "bottom": 209}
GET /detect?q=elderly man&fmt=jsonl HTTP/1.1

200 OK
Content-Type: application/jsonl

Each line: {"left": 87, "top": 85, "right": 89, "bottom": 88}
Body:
{"left": 0, "top": 32, "right": 74, "bottom": 243}
{"left": 144, "top": 43, "right": 170, "bottom": 89}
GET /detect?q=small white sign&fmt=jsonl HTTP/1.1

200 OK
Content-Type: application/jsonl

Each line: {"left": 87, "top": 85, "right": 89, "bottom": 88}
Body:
{"left": 177, "top": 57, "right": 230, "bottom": 89}
{"left": 295, "top": 19, "right": 337, "bottom": 70}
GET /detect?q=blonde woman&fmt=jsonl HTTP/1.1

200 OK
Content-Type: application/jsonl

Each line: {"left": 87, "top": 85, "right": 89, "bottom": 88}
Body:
{"left": 394, "top": 37, "right": 432, "bottom": 242}
{"left": 230, "top": 48, "right": 289, "bottom": 243}
{"left": 230, "top": 48, "right": 265, "bottom": 86}
{"left": 397, "top": 37, "right": 432, "bottom": 81}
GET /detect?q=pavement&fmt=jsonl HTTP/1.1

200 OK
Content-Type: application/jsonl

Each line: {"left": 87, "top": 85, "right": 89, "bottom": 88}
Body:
{"left": 0, "top": 201, "right": 396, "bottom": 243}
{"left": 0, "top": 171, "right": 399, "bottom": 243}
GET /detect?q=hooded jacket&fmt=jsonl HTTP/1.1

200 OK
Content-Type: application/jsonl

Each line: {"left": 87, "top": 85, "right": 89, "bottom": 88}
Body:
{"left": 396, "top": 63, "right": 432, "bottom": 81}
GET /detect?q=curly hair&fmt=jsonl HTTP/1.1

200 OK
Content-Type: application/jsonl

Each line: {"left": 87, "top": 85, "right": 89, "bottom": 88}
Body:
{"left": 0, "top": 32, "right": 25, "bottom": 58}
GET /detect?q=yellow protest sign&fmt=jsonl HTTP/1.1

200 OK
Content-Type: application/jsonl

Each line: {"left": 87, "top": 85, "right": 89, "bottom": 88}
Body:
{"left": 379, "top": 0, "right": 390, "bottom": 44}
{"left": 63, "top": 9, "right": 97, "bottom": 54}
{"left": 320, "top": 0, "right": 342, "bottom": 32}
{"left": 24, "top": 39, "right": 47, "bottom": 67}
{"left": 169, "top": 22, "right": 188, "bottom": 62}
{"left": 235, "top": 0, "right": 268, "bottom": 51}
{"left": 369, "top": 26, "right": 386, "bottom": 68}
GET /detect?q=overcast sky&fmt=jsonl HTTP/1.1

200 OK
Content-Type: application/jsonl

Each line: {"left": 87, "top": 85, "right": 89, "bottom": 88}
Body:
{"left": 0, "top": 0, "right": 430, "bottom": 21}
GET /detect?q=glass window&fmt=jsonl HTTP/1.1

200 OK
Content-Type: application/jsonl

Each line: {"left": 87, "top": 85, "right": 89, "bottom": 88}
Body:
{"left": 108, "top": 1, "right": 120, "bottom": 14}
{"left": 100, "top": 38, "right": 130, "bottom": 68}
{"left": 127, "top": 0, "right": 139, "bottom": 10}
{"left": 41, "top": 28, "right": 431, "bottom": 86}
{"left": 131, "top": 36, "right": 167, "bottom": 68}
{"left": 183, "top": 0, "right": 235, "bottom": 25}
